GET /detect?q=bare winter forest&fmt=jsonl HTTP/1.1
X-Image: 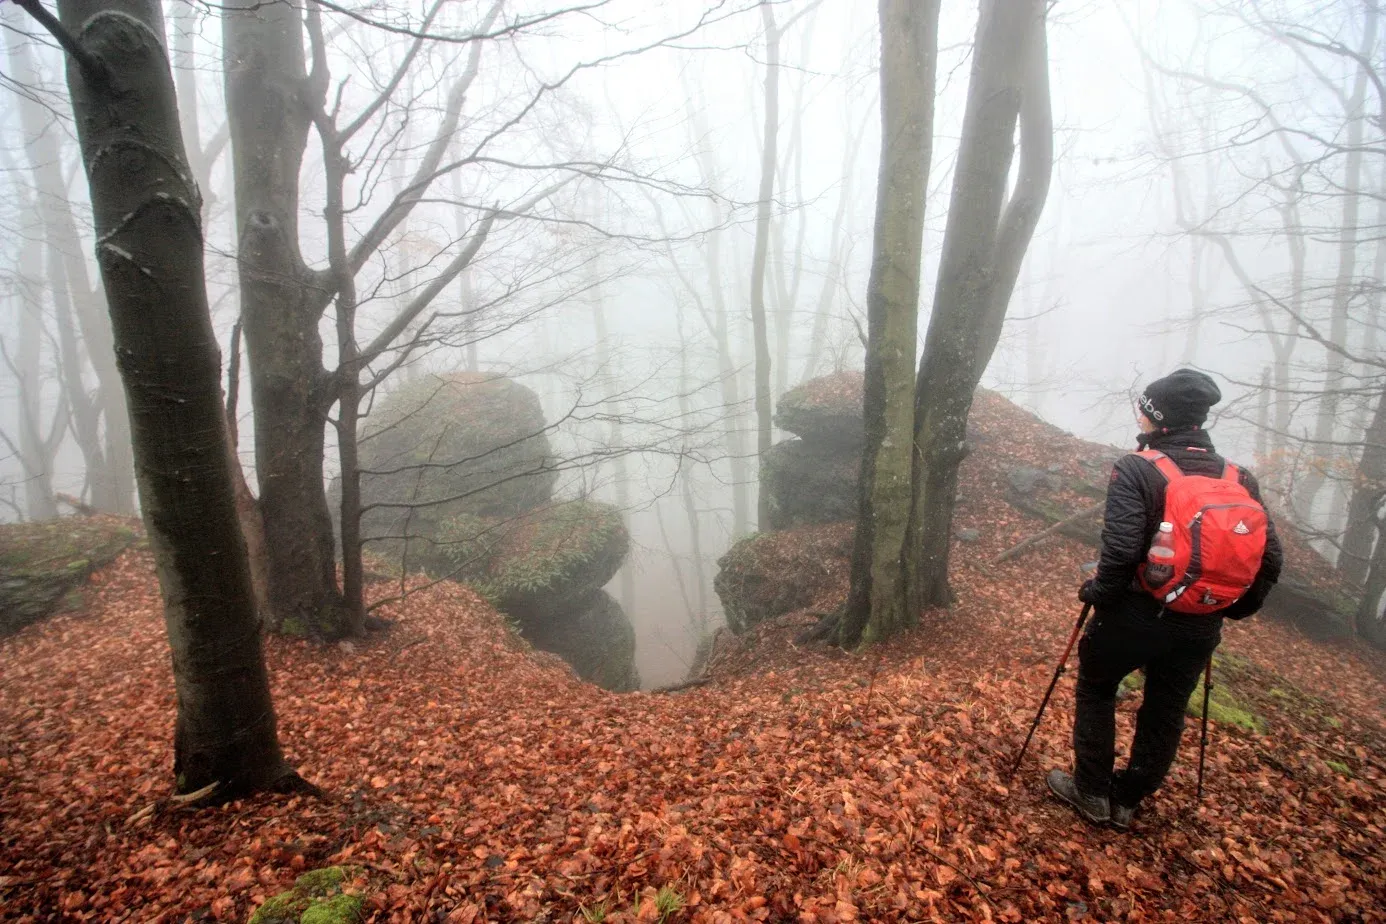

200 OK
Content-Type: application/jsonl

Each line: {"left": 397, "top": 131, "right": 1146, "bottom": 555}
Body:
{"left": 1, "top": 0, "right": 1384, "bottom": 921}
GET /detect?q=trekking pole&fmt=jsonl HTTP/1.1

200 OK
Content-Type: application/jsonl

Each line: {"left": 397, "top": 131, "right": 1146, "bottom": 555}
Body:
{"left": 1008, "top": 602, "right": 1092, "bottom": 778}
{"left": 1196, "top": 652, "right": 1215, "bottom": 802}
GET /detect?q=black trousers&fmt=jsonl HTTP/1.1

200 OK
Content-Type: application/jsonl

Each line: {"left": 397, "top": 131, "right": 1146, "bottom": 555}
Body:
{"left": 1072, "top": 596, "right": 1222, "bottom": 806}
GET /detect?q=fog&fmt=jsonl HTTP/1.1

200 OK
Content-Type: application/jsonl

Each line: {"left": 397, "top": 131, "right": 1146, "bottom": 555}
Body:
{"left": 3, "top": 0, "right": 1380, "bottom": 686}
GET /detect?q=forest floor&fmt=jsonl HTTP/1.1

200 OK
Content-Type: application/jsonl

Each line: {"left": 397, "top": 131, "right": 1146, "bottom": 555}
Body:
{"left": 3, "top": 402, "right": 1385, "bottom": 923}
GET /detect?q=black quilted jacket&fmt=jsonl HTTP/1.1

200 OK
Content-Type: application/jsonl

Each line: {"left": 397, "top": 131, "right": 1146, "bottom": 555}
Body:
{"left": 1089, "top": 428, "right": 1284, "bottom": 620}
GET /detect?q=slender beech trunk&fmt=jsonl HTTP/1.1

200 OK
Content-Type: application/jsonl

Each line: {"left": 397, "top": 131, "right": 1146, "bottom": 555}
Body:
{"left": 12, "top": 241, "right": 59, "bottom": 520}
{"left": 749, "top": 0, "right": 780, "bottom": 530}
{"left": 802, "top": 100, "right": 870, "bottom": 384}
{"left": 33, "top": 0, "right": 290, "bottom": 795}
{"left": 320, "top": 126, "right": 368, "bottom": 636}
{"left": 684, "top": 91, "right": 752, "bottom": 536}
{"left": 1297, "top": 2, "right": 1377, "bottom": 522}
{"left": 837, "top": 0, "right": 941, "bottom": 648}
{"left": 1340, "top": 383, "right": 1386, "bottom": 588}
{"left": 675, "top": 307, "right": 710, "bottom": 629}
{"left": 771, "top": 22, "right": 811, "bottom": 398}
{"left": 1340, "top": 193, "right": 1386, "bottom": 583}
{"left": 6, "top": 12, "right": 134, "bottom": 513}
{"left": 224, "top": 322, "right": 270, "bottom": 618}
{"left": 591, "top": 274, "right": 637, "bottom": 616}
{"left": 907, "top": 0, "right": 1051, "bottom": 612}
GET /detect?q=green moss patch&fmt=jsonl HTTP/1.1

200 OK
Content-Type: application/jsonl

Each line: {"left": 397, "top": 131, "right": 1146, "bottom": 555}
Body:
{"left": 0, "top": 516, "right": 139, "bottom": 636}
{"left": 1118, "top": 655, "right": 1267, "bottom": 735}
{"left": 248, "top": 867, "right": 363, "bottom": 924}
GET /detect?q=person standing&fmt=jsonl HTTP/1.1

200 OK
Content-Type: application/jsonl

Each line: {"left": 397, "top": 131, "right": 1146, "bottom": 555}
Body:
{"left": 1047, "top": 369, "right": 1283, "bottom": 829}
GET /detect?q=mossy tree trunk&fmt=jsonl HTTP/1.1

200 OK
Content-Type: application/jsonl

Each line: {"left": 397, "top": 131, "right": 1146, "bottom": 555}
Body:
{"left": 907, "top": 0, "right": 1052, "bottom": 611}
{"left": 838, "top": 0, "right": 941, "bottom": 649}
{"left": 31, "top": 0, "right": 291, "bottom": 795}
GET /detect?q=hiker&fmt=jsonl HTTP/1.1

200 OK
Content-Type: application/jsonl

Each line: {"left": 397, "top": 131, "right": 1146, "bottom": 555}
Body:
{"left": 1046, "top": 369, "right": 1283, "bottom": 829}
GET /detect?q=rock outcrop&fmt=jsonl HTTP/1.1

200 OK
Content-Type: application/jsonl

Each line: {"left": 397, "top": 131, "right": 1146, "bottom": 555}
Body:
{"left": 0, "top": 516, "right": 139, "bottom": 637}
{"left": 762, "top": 372, "right": 865, "bottom": 530}
{"left": 714, "top": 524, "right": 853, "bottom": 634}
{"left": 357, "top": 374, "right": 638, "bottom": 689}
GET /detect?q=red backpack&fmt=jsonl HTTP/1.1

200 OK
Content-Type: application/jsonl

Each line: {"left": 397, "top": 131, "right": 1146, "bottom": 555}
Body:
{"left": 1135, "top": 450, "right": 1268, "bottom": 615}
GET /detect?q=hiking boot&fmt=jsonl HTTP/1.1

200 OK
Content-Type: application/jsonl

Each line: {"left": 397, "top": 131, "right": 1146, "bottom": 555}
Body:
{"left": 1110, "top": 801, "right": 1138, "bottom": 831}
{"left": 1045, "top": 769, "right": 1110, "bottom": 825}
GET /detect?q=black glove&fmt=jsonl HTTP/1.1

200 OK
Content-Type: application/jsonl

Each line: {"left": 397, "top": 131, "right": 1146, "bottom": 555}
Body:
{"left": 1078, "top": 579, "right": 1103, "bottom": 606}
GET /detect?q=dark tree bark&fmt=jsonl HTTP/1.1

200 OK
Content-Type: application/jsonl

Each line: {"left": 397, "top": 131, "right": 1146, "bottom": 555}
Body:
{"left": 27, "top": 0, "right": 291, "bottom": 795}
{"left": 837, "top": 0, "right": 941, "bottom": 648}
{"left": 222, "top": 0, "right": 348, "bottom": 638}
{"left": 908, "top": 0, "right": 1051, "bottom": 611}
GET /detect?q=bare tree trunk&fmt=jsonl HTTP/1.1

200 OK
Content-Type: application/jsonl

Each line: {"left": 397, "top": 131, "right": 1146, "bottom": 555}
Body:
{"left": 749, "top": 0, "right": 780, "bottom": 530}
{"left": 223, "top": 323, "right": 270, "bottom": 618}
{"left": 33, "top": 0, "right": 291, "bottom": 795}
{"left": 6, "top": 11, "right": 133, "bottom": 514}
{"left": 50, "top": 256, "right": 105, "bottom": 507}
{"left": 684, "top": 93, "right": 752, "bottom": 537}
{"left": 837, "top": 0, "right": 941, "bottom": 648}
{"left": 1340, "top": 382, "right": 1386, "bottom": 587}
{"left": 589, "top": 270, "right": 637, "bottom": 615}
{"left": 318, "top": 116, "right": 369, "bottom": 637}
{"left": 771, "top": 21, "right": 811, "bottom": 398}
{"left": 223, "top": 0, "right": 347, "bottom": 636}
{"left": 10, "top": 241, "right": 59, "bottom": 520}
{"left": 675, "top": 307, "right": 710, "bottom": 630}
{"left": 908, "top": 0, "right": 1051, "bottom": 611}
{"left": 1296, "top": 2, "right": 1377, "bottom": 523}
{"left": 802, "top": 98, "right": 871, "bottom": 384}
{"left": 1354, "top": 499, "right": 1386, "bottom": 648}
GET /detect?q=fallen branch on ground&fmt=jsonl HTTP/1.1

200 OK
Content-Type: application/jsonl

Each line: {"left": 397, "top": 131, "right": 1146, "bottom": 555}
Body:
{"left": 991, "top": 501, "right": 1103, "bottom": 564}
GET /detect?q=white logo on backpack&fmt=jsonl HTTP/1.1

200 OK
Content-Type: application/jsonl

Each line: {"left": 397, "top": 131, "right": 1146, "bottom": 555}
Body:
{"left": 1233, "top": 521, "right": 1250, "bottom": 535}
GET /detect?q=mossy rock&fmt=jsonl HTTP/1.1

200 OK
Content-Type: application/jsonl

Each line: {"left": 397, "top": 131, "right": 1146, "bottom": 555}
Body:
{"left": 436, "top": 500, "right": 629, "bottom": 623}
{"left": 248, "top": 866, "right": 363, "bottom": 924}
{"left": 713, "top": 524, "right": 853, "bottom": 634}
{"left": 356, "top": 373, "right": 556, "bottom": 552}
{"left": 0, "top": 516, "right": 140, "bottom": 636}
{"left": 522, "top": 589, "right": 639, "bottom": 691}
{"left": 774, "top": 372, "right": 864, "bottom": 447}
{"left": 762, "top": 439, "right": 859, "bottom": 529}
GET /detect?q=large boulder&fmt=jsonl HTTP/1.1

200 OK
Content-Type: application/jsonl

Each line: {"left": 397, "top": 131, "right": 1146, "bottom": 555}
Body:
{"left": 713, "top": 524, "right": 853, "bottom": 634}
{"left": 774, "top": 372, "right": 864, "bottom": 447}
{"left": 357, "top": 373, "right": 556, "bottom": 548}
{"left": 762, "top": 439, "right": 859, "bottom": 529}
{"left": 0, "top": 517, "right": 140, "bottom": 636}
{"left": 523, "top": 590, "right": 639, "bottom": 692}
{"left": 435, "top": 500, "right": 629, "bottom": 623}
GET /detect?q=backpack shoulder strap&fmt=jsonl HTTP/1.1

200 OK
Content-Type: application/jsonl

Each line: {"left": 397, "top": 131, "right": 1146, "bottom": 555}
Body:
{"left": 1136, "top": 449, "right": 1183, "bottom": 482}
{"left": 1221, "top": 461, "right": 1241, "bottom": 483}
